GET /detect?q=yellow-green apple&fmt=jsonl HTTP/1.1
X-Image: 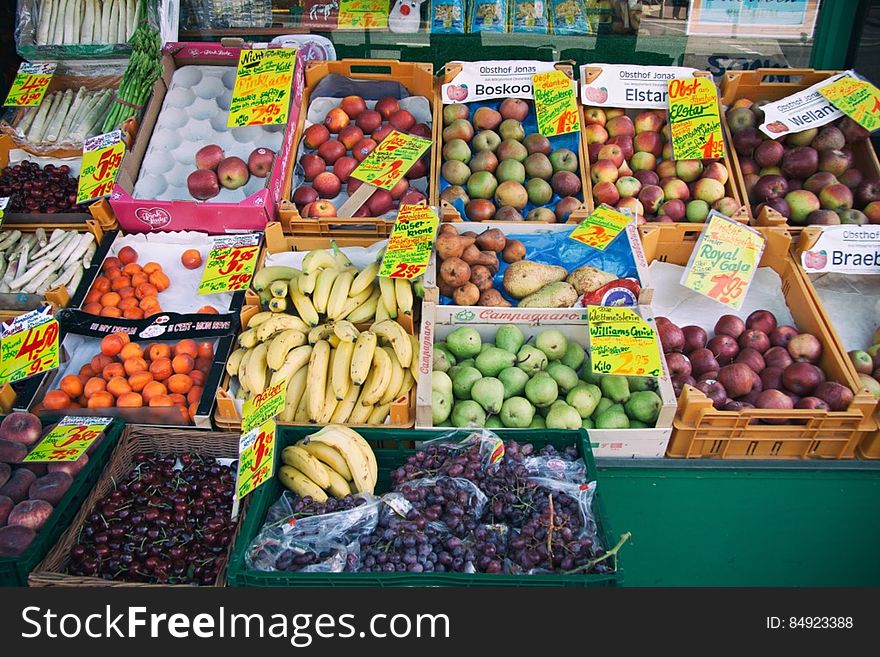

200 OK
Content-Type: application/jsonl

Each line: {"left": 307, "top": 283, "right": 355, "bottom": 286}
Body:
{"left": 443, "top": 138, "right": 471, "bottom": 163}
{"left": 634, "top": 110, "right": 664, "bottom": 134}
{"left": 819, "top": 183, "right": 853, "bottom": 210}
{"left": 443, "top": 104, "right": 469, "bottom": 125}
{"left": 630, "top": 151, "right": 656, "bottom": 172}
{"left": 686, "top": 199, "right": 710, "bottom": 222}
{"left": 597, "top": 144, "right": 625, "bottom": 167}
{"left": 663, "top": 178, "right": 690, "bottom": 201}
{"left": 524, "top": 153, "right": 552, "bottom": 179}
{"left": 495, "top": 180, "right": 529, "bottom": 209}
{"left": 583, "top": 107, "right": 606, "bottom": 126}
{"left": 675, "top": 160, "right": 703, "bottom": 183}
{"left": 693, "top": 177, "right": 726, "bottom": 204}
{"left": 702, "top": 161, "right": 730, "bottom": 185}
{"left": 784, "top": 189, "right": 821, "bottom": 224}
{"left": 217, "top": 156, "right": 249, "bottom": 190}
{"left": 583, "top": 124, "right": 609, "bottom": 145}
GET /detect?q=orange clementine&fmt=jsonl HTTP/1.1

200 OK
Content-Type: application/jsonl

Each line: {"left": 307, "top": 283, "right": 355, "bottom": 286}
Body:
{"left": 175, "top": 339, "right": 198, "bottom": 359}
{"left": 168, "top": 374, "right": 193, "bottom": 395}
{"left": 135, "top": 283, "right": 158, "bottom": 300}
{"left": 147, "top": 343, "right": 171, "bottom": 361}
{"left": 188, "top": 402, "right": 198, "bottom": 418}
{"left": 139, "top": 295, "right": 160, "bottom": 311}
{"left": 149, "top": 357, "right": 172, "bottom": 381}
{"left": 106, "top": 268, "right": 123, "bottom": 281}
{"left": 120, "top": 343, "right": 143, "bottom": 361}
{"left": 112, "top": 331, "right": 131, "bottom": 345}
{"left": 118, "top": 246, "right": 138, "bottom": 265}
{"left": 100, "top": 334, "right": 125, "bottom": 357}
{"left": 169, "top": 393, "right": 187, "bottom": 406}
{"left": 118, "top": 297, "right": 139, "bottom": 311}
{"left": 83, "top": 302, "right": 103, "bottom": 315}
{"left": 178, "top": 405, "right": 191, "bottom": 424}
{"left": 123, "top": 357, "right": 148, "bottom": 376}
{"left": 107, "top": 376, "right": 132, "bottom": 398}
{"left": 83, "top": 377, "right": 107, "bottom": 398}
{"left": 131, "top": 272, "right": 149, "bottom": 287}
{"left": 42, "top": 389, "right": 70, "bottom": 409}
{"left": 142, "top": 381, "right": 167, "bottom": 403}
{"left": 187, "top": 385, "right": 203, "bottom": 405}
{"left": 117, "top": 392, "right": 144, "bottom": 408}
{"left": 197, "top": 341, "right": 215, "bottom": 360}
{"left": 102, "top": 362, "right": 125, "bottom": 380}
{"left": 128, "top": 371, "right": 153, "bottom": 392}
{"left": 117, "top": 286, "right": 136, "bottom": 300}
{"left": 88, "top": 391, "right": 115, "bottom": 408}
{"left": 172, "top": 354, "right": 194, "bottom": 374}
{"left": 59, "top": 375, "right": 83, "bottom": 398}
{"left": 79, "top": 364, "right": 96, "bottom": 378}
{"left": 149, "top": 395, "right": 174, "bottom": 407}
{"left": 181, "top": 249, "right": 202, "bottom": 269}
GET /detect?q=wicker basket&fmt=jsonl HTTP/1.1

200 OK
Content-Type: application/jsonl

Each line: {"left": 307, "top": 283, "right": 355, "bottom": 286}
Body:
{"left": 29, "top": 426, "right": 246, "bottom": 587}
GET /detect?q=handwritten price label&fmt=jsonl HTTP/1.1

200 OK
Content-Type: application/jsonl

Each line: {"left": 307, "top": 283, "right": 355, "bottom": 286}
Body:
{"left": 532, "top": 70, "right": 581, "bottom": 137}
{"left": 379, "top": 204, "right": 438, "bottom": 279}
{"left": 228, "top": 48, "right": 297, "bottom": 128}
{"left": 667, "top": 76, "right": 726, "bottom": 161}
{"left": 681, "top": 211, "right": 766, "bottom": 310}
{"left": 0, "top": 308, "right": 59, "bottom": 386}
{"left": 77, "top": 130, "right": 125, "bottom": 204}
{"left": 569, "top": 204, "right": 632, "bottom": 250}
{"left": 24, "top": 416, "right": 112, "bottom": 462}
{"left": 337, "top": 0, "right": 389, "bottom": 28}
{"left": 242, "top": 379, "right": 287, "bottom": 435}
{"left": 588, "top": 306, "right": 662, "bottom": 377}
{"left": 819, "top": 72, "right": 880, "bottom": 133}
{"left": 4, "top": 62, "right": 55, "bottom": 107}
{"left": 236, "top": 418, "right": 277, "bottom": 499}
{"left": 349, "top": 130, "right": 432, "bottom": 190}
{"left": 198, "top": 233, "right": 262, "bottom": 295}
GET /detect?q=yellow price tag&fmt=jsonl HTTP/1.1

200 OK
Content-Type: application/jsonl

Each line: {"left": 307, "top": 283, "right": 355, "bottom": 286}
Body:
{"left": 589, "top": 306, "right": 662, "bottom": 377}
{"left": 228, "top": 48, "right": 297, "bottom": 128}
{"left": 569, "top": 204, "right": 632, "bottom": 250}
{"left": 349, "top": 130, "right": 432, "bottom": 190}
{"left": 198, "top": 233, "right": 262, "bottom": 295}
{"left": 24, "top": 416, "right": 112, "bottom": 463}
{"left": 667, "top": 77, "right": 726, "bottom": 161}
{"left": 337, "top": 0, "right": 389, "bottom": 28}
{"left": 819, "top": 72, "right": 880, "bottom": 133}
{"left": 532, "top": 70, "right": 581, "bottom": 137}
{"left": 77, "top": 131, "right": 125, "bottom": 204}
{"left": 379, "top": 204, "right": 439, "bottom": 279}
{"left": 0, "top": 308, "right": 59, "bottom": 387}
{"left": 681, "top": 211, "right": 766, "bottom": 310}
{"left": 236, "top": 418, "right": 277, "bottom": 499}
{"left": 4, "top": 62, "right": 55, "bottom": 107}
{"left": 241, "top": 379, "right": 287, "bottom": 435}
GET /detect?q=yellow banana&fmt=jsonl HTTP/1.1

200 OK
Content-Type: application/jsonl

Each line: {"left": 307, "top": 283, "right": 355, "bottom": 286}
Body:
{"left": 325, "top": 468, "right": 352, "bottom": 499}
{"left": 378, "top": 276, "right": 398, "bottom": 319}
{"left": 307, "top": 340, "right": 331, "bottom": 422}
{"left": 372, "top": 319, "right": 412, "bottom": 368}
{"left": 331, "top": 339, "right": 355, "bottom": 400}
{"left": 374, "top": 298, "right": 390, "bottom": 322}
{"left": 360, "top": 347, "right": 392, "bottom": 406}
{"left": 395, "top": 278, "right": 413, "bottom": 314}
{"left": 278, "top": 465, "right": 328, "bottom": 502}
{"left": 282, "top": 446, "right": 332, "bottom": 488}
{"left": 331, "top": 243, "right": 355, "bottom": 270}
{"left": 279, "top": 366, "right": 308, "bottom": 422}
{"left": 269, "top": 279, "right": 289, "bottom": 298}
{"left": 379, "top": 346, "right": 404, "bottom": 405}
{"left": 312, "top": 267, "right": 340, "bottom": 314}
{"left": 246, "top": 311, "right": 275, "bottom": 327}
{"left": 290, "top": 275, "right": 320, "bottom": 326}
{"left": 308, "top": 323, "right": 337, "bottom": 344}
{"left": 253, "top": 266, "right": 299, "bottom": 292}
{"left": 237, "top": 347, "right": 254, "bottom": 393}
{"left": 350, "top": 331, "right": 377, "bottom": 385}
{"left": 316, "top": 384, "right": 339, "bottom": 424}
{"left": 302, "top": 248, "right": 336, "bottom": 275}
{"left": 300, "top": 440, "right": 352, "bottom": 481}
{"left": 350, "top": 261, "right": 379, "bottom": 296}
{"left": 270, "top": 344, "right": 312, "bottom": 387}
{"left": 409, "top": 334, "right": 419, "bottom": 378}
{"left": 256, "top": 314, "right": 310, "bottom": 343}
{"left": 348, "top": 387, "right": 374, "bottom": 424}
{"left": 238, "top": 327, "right": 259, "bottom": 348}
{"left": 396, "top": 370, "right": 415, "bottom": 400}
{"left": 329, "top": 384, "right": 360, "bottom": 426}
{"left": 324, "top": 425, "right": 378, "bottom": 487}
{"left": 266, "top": 329, "right": 308, "bottom": 370}
{"left": 297, "top": 270, "right": 317, "bottom": 295}
{"left": 244, "top": 342, "right": 268, "bottom": 393}
{"left": 333, "top": 320, "right": 360, "bottom": 343}
{"left": 342, "top": 286, "right": 380, "bottom": 323}
{"left": 326, "top": 271, "right": 354, "bottom": 320}
{"left": 268, "top": 297, "right": 287, "bottom": 313}
{"left": 293, "top": 389, "right": 309, "bottom": 423}
{"left": 368, "top": 402, "right": 391, "bottom": 425}
{"left": 307, "top": 426, "right": 373, "bottom": 493}
{"left": 226, "top": 348, "right": 247, "bottom": 377}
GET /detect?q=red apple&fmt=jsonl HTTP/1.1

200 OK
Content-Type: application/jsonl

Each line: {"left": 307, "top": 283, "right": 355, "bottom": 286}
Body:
{"left": 312, "top": 172, "right": 342, "bottom": 199}
{"left": 339, "top": 125, "right": 365, "bottom": 150}
{"left": 735, "top": 347, "right": 765, "bottom": 374}
{"left": 303, "top": 124, "right": 330, "bottom": 149}
{"left": 389, "top": 110, "right": 416, "bottom": 132}
{"left": 717, "top": 363, "right": 756, "bottom": 398}
{"left": 782, "top": 362, "right": 825, "bottom": 396}
{"left": 373, "top": 124, "right": 393, "bottom": 143}
{"left": 317, "top": 139, "right": 346, "bottom": 165}
{"left": 0, "top": 412, "right": 42, "bottom": 446}
{"left": 352, "top": 138, "right": 378, "bottom": 162}
{"left": 764, "top": 346, "right": 794, "bottom": 369}
{"left": 308, "top": 200, "right": 337, "bottom": 218}
{"left": 323, "top": 107, "right": 350, "bottom": 133}
{"left": 714, "top": 314, "right": 745, "bottom": 339}
{"left": 788, "top": 333, "right": 822, "bottom": 363}
{"left": 195, "top": 144, "right": 224, "bottom": 171}
{"left": 333, "top": 156, "right": 358, "bottom": 183}
{"left": 708, "top": 334, "right": 740, "bottom": 365}
{"left": 216, "top": 156, "right": 250, "bottom": 190}
{"left": 300, "top": 153, "right": 326, "bottom": 182}
{"left": 672, "top": 375, "right": 697, "bottom": 397}
{"left": 368, "top": 189, "right": 394, "bottom": 215}
{"left": 292, "top": 186, "right": 318, "bottom": 210}
{"left": 769, "top": 325, "right": 798, "bottom": 348}
{"left": 665, "top": 351, "right": 692, "bottom": 378}
{"left": 690, "top": 347, "right": 720, "bottom": 376}
{"left": 696, "top": 379, "right": 728, "bottom": 408}
{"left": 340, "top": 95, "right": 367, "bottom": 118}
{"left": 375, "top": 97, "right": 400, "bottom": 120}
{"left": 814, "top": 381, "right": 853, "bottom": 411}
{"left": 247, "top": 147, "right": 275, "bottom": 178}
{"left": 759, "top": 366, "right": 784, "bottom": 391}
{"left": 355, "top": 110, "right": 382, "bottom": 134}
{"left": 681, "top": 325, "right": 708, "bottom": 353}
{"left": 739, "top": 329, "right": 770, "bottom": 354}
{"left": 745, "top": 309, "right": 777, "bottom": 334}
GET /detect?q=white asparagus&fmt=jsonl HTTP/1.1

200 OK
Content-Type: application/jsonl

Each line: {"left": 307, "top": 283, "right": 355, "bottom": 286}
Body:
{"left": 29, "top": 91, "right": 59, "bottom": 142}
{"left": 0, "top": 230, "right": 22, "bottom": 251}
{"left": 63, "top": 0, "right": 78, "bottom": 44}
{"left": 53, "top": 231, "right": 86, "bottom": 265}
{"left": 34, "top": 228, "right": 48, "bottom": 248}
{"left": 70, "top": 89, "right": 109, "bottom": 140}
{"left": 36, "top": 273, "right": 61, "bottom": 296}
{"left": 66, "top": 267, "right": 84, "bottom": 296}
{"left": 72, "top": 0, "right": 83, "bottom": 42}
{"left": 127, "top": 0, "right": 137, "bottom": 38}
{"left": 9, "top": 259, "right": 52, "bottom": 290}
{"left": 61, "top": 233, "right": 95, "bottom": 267}
{"left": 44, "top": 89, "right": 74, "bottom": 143}
{"left": 14, "top": 241, "right": 31, "bottom": 279}
{"left": 36, "top": 0, "right": 53, "bottom": 45}
{"left": 67, "top": 90, "right": 100, "bottom": 135}
{"left": 47, "top": 229, "right": 66, "bottom": 244}
{"left": 81, "top": 241, "right": 97, "bottom": 268}
{"left": 108, "top": 0, "right": 119, "bottom": 43}
{"left": 25, "top": 266, "right": 58, "bottom": 294}
{"left": 51, "top": 0, "right": 68, "bottom": 44}
{"left": 16, "top": 107, "right": 38, "bottom": 135}
{"left": 0, "top": 253, "right": 6, "bottom": 279}
{"left": 53, "top": 261, "right": 81, "bottom": 288}
{"left": 2, "top": 254, "right": 19, "bottom": 285}
{"left": 16, "top": 234, "right": 37, "bottom": 254}
{"left": 56, "top": 86, "right": 87, "bottom": 141}
{"left": 25, "top": 93, "right": 54, "bottom": 139}
{"left": 80, "top": 90, "right": 114, "bottom": 138}
{"left": 31, "top": 230, "right": 74, "bottom": 260}
{"left": 0, "top": 283, "right": 9, "bottom": 293}
{"left": 118, "top": 0, "right": 128, "bottom": 42}
{"left": 100, "top": 0, "right": 111, "bottom": 43}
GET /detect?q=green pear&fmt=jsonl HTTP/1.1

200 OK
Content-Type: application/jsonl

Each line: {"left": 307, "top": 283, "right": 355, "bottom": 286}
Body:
{"left": 475, "top": 347, "right": 517, "bottom": 377}
{"left": 594, "top": 409, "right": 630, "bottom": 429}
{"left": 581, "top": 417, "right": 594, "bottom": 429}
{"left": 561, "top": 341, "right": 586, "bottom": 371}
{"left": 485, "top": 415, "right": 504, "bottom": 428}
{"left": 593, "top": 397, "right": 614, "bottom": 417}
{"left": 546, "top": 362, "right": 579, "bottom": 393}
{"left": 451, "top": 366, "right": 483, "bottom": 400}
{"left": 624, "top": 390, "right": 662, "bottom": 425}
{"left": 580, "top": 355, "right": 603, "bottom": 385}
{"left": 445, "top": 327, "right": 482, "bottom": 359}
{"left": 433, "top": 348, "right": 454, "bottom": 373}
{"left": 451, "top": 400, "right": 487, "bottom": 427}
{"left": 628, "top": 420, "right": 648, "bottom": 428}
{"left": 546, "top": 404, "right": 582, "bottom": 429}
{"left": 516, "top": 344, "right": 548, "bottom": 375}
{"left": 432, "top": 390, "right": 453, "bottom": 425}
{"left": 457, "top": 358, "right": 476, "bottom": 369}
{"left": 525, "top": 374, "right": 559, "bottom": 407}
{"left": 500, "top": 396, "right": 535, "bottom": 428}
{"left": 436, "top": 343, "right": 457, "bottom": 364}
{"left": 867, "top": 343, "right": 880, "bottom": 358}
{"left": 627, "top": 376, "right": 655, "bottom": 392}
{"left": 548, "top": 399, "right": 569, "bottom": 412}
{"left": 495, "top": 325, "right": 525, "bottom": 354}
{"left": 479, "top": 342, "right": 492, "bottom": 353}
{"left": 498, "top": 366, "right": 529, "bottom": 398}
{"left": 432, "top": 370, "right": 453, "bottom": 396}
{"left": 566, "top": 383, "right": 602, "bottom": 418}
{"left": 529, "top": 415, "right": 546, "bottom": 428}
{"left": 471, "top": 377, "right": 505, "bottom": 414}
{"left": 535, "top": 329, "right": 568, "bottom": 360}
{"left": 600, "top": 375, "right": 631, "bottom": 403}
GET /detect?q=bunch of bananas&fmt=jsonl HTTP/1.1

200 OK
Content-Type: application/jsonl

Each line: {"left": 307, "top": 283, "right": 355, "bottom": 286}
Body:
{"left": 278, "top": 425, "right": 378, "bottom": 502}
{"left": 251, "top": 243, "right": 423, "bottom": 325}
{"left": 227, "top": 312, "right": 418, "bottom": 425}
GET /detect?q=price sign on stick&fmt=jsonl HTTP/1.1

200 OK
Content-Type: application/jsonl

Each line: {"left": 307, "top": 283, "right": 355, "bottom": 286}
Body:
{"left": 589, "top": 306, "right": 662, "bottom": 377}
{"left": 198, "top": 233, "right": 262, "bottom": 295}
{"left": 228, "top": 48, "right": 297, "bottom": 128}
{"left": 681, "top": 211, "right": 766, "bottom": 310}
{"left": 667, "top": 76, "right": 726, "bottom": 161}
{"left": 4, "top": 62, "right": 55, "bottom": 107}
{"left": 349, "top": 130, "right": 432, "bottom": 190}
{"left": 235, "top": 380, "right": 287, "bottom": 501}
{"left": 532, "top": 70, "right": 581, "bottom": 137}
{"left": 24, "top": 417, "right": 112, "bottom": 463}
{"left": 379, "top": 204, "right": 439, "bottom": 279}
{"left": 0, "top": 307, "right": 59, "bottom": 386}
{"left": 569, "top": 204, "right": 632, "bottom": 250}
{"left": 337, "top": 0, "right": 389, "bottom": 28}
{"left": 77, "top": 130, "right": 125, "bottom": 204}
{"left": 819, "top": 71, "right": 880, "bottom": 133}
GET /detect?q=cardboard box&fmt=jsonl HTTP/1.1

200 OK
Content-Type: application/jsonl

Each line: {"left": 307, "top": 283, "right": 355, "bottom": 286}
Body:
{"left": 415, "top": 302, "right": 676, "bottom": 458}
{"left": 107, "top": 42, "right": 305, "bottom": 234}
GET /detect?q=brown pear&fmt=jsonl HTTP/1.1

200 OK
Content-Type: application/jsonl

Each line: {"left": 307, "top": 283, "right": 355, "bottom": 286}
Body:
{"left": 475, "top": 228, "right": 506, "bottom": 252}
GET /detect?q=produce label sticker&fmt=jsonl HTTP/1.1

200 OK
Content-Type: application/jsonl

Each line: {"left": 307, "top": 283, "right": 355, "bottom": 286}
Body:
{"left": 758, "top": 72, "right": 847, "bottom": 138}
{"left": 198, "top": 232, "right": 262, "bottom": 295}
{"left": 0, "top": 307, "right": 59, "bottom": 386}
{"left": 800, "top": 225, "right": 880, "bottom": 274}
{"left": 532, "top": 70, "right": 581, "bottom": 137}
{"left": 337, "top": 0, "right": 389, "bottom": 29}
{"left": 588, "top": 306, "right": 662, "bottom": 377}
{"left": 241, "top": 379, "right": 288, "bottom": 435}
{"left": 228, "top": 48, "right": 297, "bottom": 128}
{"left": 24, "top": 416, "right": 112, "bottom": 463}
{"left": 236, "top": 417, "right": 277, "bottom": 499}
{"left": 4, "top": 62, "right": 55, "bottom": 107}
{"left": 681, "top": 211, "right": 766, "bottom": 310}
{"left": 77, "top": 130, "right": 125, "bottom": 204}
{"left": 349, "top": 130, "right": 432, "bottom": 190}
{"left": 818, "top": 72, "right": 880, "bottom": 133}
{"left": 569, "top": 204, "right": 632, "bottom": 250}
{"left": 379, "top": 204, "right": 439, "bottom": 279}
{"left": 667, "top": 76, "right": 726, "bottom": 160}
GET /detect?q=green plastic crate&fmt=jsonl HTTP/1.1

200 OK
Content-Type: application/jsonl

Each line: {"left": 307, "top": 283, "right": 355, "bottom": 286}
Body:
{"left": 227, "top": 428, "right": 621, "bottom": 587}
{"left": 0, "top": 418, "right": 123, "bottom": 587}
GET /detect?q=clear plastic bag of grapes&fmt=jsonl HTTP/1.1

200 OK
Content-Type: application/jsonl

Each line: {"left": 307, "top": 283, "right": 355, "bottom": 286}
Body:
{"left": 523, "top": 454, "right": 588, "bottom": 483}
{"left": 390, "top": 429, "right": 506, "bottom": 487}
{"left": 245, "top": 535, "right": 356, "bottom": 573}
{"left": 395, "top": 476, "right": 489, "bottom": 537}
{"left": 263, "top": 491, "right": 377, "bottom": 525}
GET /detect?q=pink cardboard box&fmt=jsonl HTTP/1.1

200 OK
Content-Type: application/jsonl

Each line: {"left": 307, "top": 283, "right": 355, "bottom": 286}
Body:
{"left": 108, "top": 42, "right": 305, "bottom": 233}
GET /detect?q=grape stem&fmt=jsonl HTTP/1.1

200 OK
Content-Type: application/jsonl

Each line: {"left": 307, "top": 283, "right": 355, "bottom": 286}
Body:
{"left": 546, "top": 493, "right": 555, "bottom": 558}
{"left": 564, "top": 531, "right": 632, "bottom": 575}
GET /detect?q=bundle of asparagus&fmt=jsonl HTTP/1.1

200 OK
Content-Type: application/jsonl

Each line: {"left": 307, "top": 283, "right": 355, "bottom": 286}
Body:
{"left": 14, "top": 88, "right": 115, "bottom": 147}
{"left": 35, "top": 0, "right": 143, "bottom": 46}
